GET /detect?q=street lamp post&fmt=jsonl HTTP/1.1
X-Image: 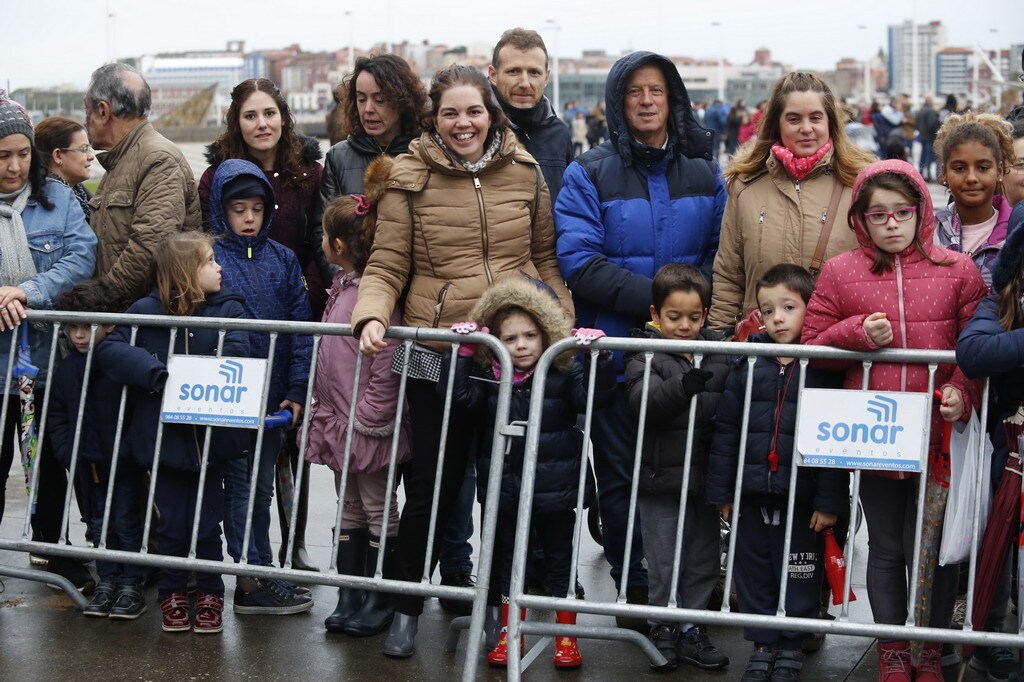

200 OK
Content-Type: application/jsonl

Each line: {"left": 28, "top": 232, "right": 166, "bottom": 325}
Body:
{"left": 712, "top": 22, "right": 724, "bottom": 101}
{"left": 858, "top": 25, "right": 872, "bottom": 105}
{"left": 546, "top": 20, "right": 561, "bottom": 113}
{"left": 345, "top": 11, "right": 354, "bottom": 74}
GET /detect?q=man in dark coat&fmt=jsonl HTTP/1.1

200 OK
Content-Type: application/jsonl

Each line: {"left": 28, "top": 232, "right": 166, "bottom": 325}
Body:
{"left": 488, "top": 27, "right": 574, "bottom": 199}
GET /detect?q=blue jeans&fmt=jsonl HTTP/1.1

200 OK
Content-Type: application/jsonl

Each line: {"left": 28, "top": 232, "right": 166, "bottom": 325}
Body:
{"left": 438, "top": 457, "right": 476, "bottom": 578}
{"left": 223, "top": 430, "right": 282, "bottom": 566}
{"left": 590, "top": 384, "right": 647, "bottom": 589}
{"left": 919, "top": 141, "right": 936, "bottom": 179}
{"left": 79, "top": 461, "right": 146, "bottom": 588}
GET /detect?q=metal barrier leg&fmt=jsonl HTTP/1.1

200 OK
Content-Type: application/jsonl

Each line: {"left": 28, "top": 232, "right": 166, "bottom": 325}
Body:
{"left": 445, "top": 615, "right": 472, "bottom": 652}
{"left": 0, "top": 564, "right": 90, "bottom": 609}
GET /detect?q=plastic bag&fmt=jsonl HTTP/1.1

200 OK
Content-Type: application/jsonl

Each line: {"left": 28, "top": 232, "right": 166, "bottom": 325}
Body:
{"left": 939, "top": 410, "right": 993, "bottom": 566}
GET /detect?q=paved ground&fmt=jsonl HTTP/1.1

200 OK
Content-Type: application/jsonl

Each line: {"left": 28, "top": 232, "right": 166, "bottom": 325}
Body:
{"left": 0, "top": 463, "right": 1003, "bottom": 682}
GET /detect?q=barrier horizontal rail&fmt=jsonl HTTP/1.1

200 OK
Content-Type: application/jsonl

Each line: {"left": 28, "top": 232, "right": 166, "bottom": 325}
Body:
{"left": 506, "top": 334, "right": 1016, "bottom": 678}
{"left": 0, "top": 310, "right": 515, "bottom": 682}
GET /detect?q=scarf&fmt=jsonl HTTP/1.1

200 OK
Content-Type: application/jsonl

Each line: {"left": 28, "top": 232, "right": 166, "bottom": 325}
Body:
{"left": 490, "top": 357, "right": 534, "bottom": 386}
{"left": 771, "top": 139, "right": 833, "bottom": 181}
{"left": 47, "top": 173, "right": 91, "bottom": 221}
{"left": 501, "top": 96, "right": 550, "bottom": 132}
{"left": 0, "top": 184, "right": 39, "bottom": 288}
{"left": 432, "top": 130, "right": 504, "bottom": 175}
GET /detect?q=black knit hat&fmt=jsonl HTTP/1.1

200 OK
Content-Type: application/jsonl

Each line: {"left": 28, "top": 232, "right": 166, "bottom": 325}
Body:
{"left": 0, "top": 91, "right": 34, "bottom": 144}
{"left": 221, "top": 175, "right": 268, "bottom": 205}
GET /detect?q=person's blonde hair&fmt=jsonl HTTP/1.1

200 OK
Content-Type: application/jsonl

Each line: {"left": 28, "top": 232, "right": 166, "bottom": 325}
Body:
{"left": 152, "top": 232, "right": 215, "bottom": 316}
{"left": 724, "top": 72, "right": 875, "bottom": 188}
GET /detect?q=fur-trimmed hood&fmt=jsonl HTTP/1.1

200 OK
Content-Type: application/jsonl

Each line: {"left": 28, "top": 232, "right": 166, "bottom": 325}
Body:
{"left": 363, "top": 155, "right": 393, "bottom": 207}
{"left": 469, "top": 275, "right": 575, "bottom": 371}
{"left": 204, "top": 134, "right": 323, "bottom": 167}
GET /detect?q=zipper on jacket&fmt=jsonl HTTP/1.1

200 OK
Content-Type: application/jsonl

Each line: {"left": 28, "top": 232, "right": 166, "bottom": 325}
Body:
{"left": 894, "top": 257, "right": 908, "bottom": 391}
{"left": 473, "top": 175, "right": 494, "bottom": 285}
{"left": 431, "top": 282, "right": 451, "bottom": 329}
{"left": 758, "top": 208, "right": 767, "bottom": 264}
{"left": 821, "top": 208, "right": 828, "bottom": 224}
{"left": 767, "top": 363, "right": 787, "bottom": 490}
{"left": 794, "top": 180, "right": 801, "bottom": 193}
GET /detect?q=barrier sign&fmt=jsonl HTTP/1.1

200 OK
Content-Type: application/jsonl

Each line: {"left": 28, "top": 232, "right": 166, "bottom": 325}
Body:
{"left": 160, "top": 356, "right": 268, "bottom": 428}
{"left": 797, "top": 389, "right": 930, "bottom": 472}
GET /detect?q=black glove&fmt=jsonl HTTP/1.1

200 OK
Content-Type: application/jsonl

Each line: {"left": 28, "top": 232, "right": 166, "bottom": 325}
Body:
{"left": 680, "top": 368, "right": 714, "bottom": 398}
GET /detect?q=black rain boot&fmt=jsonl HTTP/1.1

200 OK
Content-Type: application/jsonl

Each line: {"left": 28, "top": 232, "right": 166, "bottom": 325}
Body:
{"left": 324, "top": 528, "right": 368, "bottom": 633}
{"left": 343, "top": 534, "right": 398, "bottom": 636}
{"left": 289, "top": 465, "right": 318, "bottom": 571}
{"left": 276, "top": 449, "right": 318, "bottom": 571}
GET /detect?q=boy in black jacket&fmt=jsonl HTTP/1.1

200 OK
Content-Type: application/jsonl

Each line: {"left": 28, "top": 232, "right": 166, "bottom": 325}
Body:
{"left": 624, "top": 264, "right": 732, "bottom": 671}
{"left": 706, "top": 264, "right": 849, "bottom": 682}
{"left": 50, "top": 280, "right": 165, "bottom": 619}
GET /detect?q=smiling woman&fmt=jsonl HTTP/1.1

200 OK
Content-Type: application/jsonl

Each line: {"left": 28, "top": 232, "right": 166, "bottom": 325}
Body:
{"left": 708, "top": 72, "right": 876, "bottom": 332}
{"left": 350, "top": 63, "right": 574, "bottom": 659}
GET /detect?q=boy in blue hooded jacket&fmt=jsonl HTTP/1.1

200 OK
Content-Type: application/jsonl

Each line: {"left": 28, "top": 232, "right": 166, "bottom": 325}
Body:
{"left": 207, "top": 159, "right": 313, "bottom": 615}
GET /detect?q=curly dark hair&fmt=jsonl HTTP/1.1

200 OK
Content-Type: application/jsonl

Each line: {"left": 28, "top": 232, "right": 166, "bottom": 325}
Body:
{"left": 339, "top": 54, "right": 427, "bottom": 142}
{"left": 423, "top": 65, "right": 509, "bottom": 143}
{"left": 211, "top": 78, "right": 305, "bottom": 188}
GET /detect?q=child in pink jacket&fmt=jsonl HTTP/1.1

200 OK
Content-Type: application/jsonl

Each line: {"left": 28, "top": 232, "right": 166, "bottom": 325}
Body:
{"left": 801, "top": 159, "right": 987, "bottom": 682}
{"left": 305, "top": 194, "right": 411, "bottom": 637}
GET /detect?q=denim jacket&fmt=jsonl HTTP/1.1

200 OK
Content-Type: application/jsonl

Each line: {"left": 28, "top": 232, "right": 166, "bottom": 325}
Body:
{"left": 1, "top": 179, "right": 97, "bottom": 390}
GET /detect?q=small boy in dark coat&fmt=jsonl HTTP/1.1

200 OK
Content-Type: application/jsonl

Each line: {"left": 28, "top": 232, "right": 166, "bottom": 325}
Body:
{"left": 706, "top": 264, "right": 850, "bottom": 681}
{"left": 624, "top": 263, "right": 732, "bottom": 672}
{"left": 50, "top": 279, "right": 167, "bottom": 619}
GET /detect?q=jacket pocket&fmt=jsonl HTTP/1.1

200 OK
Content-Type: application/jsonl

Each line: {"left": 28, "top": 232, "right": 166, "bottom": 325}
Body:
{"left": 27, "top": 231, "right": 65, "bottom": 270}
{"left": 431, "top": 282, "right": 451, "bottom": 329}
{"left": 756, "top": 206, "right": 767, "bottom": 265}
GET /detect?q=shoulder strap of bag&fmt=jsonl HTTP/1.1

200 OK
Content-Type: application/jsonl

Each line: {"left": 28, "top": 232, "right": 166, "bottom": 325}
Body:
{"left": 810, "top": 181, "right": 845, "bottom": 275}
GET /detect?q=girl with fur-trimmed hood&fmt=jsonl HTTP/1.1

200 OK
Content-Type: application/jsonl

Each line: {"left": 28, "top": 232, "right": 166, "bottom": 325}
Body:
{"left": 445, "top": 275, "right": 615, "bottom": 670}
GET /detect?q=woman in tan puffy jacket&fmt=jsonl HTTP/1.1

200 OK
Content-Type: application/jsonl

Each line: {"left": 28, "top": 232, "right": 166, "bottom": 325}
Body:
{"left": 352, "top": 64, "right": 572, "bottom": 659}
{"left": 708, "top": 72, "right": 875, "bottom": 332}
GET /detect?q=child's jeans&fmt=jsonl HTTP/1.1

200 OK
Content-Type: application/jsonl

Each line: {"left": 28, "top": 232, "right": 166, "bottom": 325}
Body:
{"left": 154, "top": 465, "right": 225, "bottom": 598}
{"left": 734, "top": 500, "right": 821, "bottom": 645}
{"left": 223, "top": 429, "right": 283, "bottom": 566}
{"left": 638, "top": 492, "right": 720, "bottom": 625}
{"left": 77, "top": 460, "right": 146, "bottom": 588}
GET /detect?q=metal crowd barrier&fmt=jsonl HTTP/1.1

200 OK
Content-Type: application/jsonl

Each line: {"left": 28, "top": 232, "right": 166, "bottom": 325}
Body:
{"left": 506, "top": 335, "right": 1023, "bottom": 678}
{"left": 0, "top": 310, "right": 513, "bottom": 682}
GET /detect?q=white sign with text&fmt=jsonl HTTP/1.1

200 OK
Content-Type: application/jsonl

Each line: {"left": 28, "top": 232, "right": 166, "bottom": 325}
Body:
{"left": 160, "top": 356, "right": 268, "bottom": 428}
{"left": 797, "top": 389, "right": 930, "bottom": 472}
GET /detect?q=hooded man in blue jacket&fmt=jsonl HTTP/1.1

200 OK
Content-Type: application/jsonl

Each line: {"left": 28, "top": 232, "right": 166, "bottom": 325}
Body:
{"left": 554, "top": 51, "right": 726, "bottom": 627}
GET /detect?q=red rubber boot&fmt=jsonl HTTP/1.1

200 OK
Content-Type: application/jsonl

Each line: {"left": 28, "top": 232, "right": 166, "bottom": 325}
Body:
{"left": 552, "top": 611, "right": 583, "bottom": 669}
{"left": 487, "top": 602, "right": 526, "bottom": 667}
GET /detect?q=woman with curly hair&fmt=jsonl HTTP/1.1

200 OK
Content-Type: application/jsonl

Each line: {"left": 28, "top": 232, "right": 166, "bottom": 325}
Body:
{"left": 197, "top": 77, "right": 324, "bottom": 574}
{"left": 709, "top": 71, "right": 876, "bottom": 332}
{"left": 313, "top": 54, "right": 428, "bottom": 279}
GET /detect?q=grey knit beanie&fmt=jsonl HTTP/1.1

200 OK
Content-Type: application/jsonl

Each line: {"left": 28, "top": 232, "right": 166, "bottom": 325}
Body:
{"left": 0, "top": 91, "right": 34, "bottom": 144}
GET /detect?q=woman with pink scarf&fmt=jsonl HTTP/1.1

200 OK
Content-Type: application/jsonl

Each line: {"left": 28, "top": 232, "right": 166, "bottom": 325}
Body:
{"left": 708, "top": 72, "right": 876, "bottom": 333}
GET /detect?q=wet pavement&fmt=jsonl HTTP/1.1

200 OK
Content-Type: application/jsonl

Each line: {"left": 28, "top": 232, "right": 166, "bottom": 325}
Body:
{"left": 0, "top": 466, "right": 1002, "bottom": 681}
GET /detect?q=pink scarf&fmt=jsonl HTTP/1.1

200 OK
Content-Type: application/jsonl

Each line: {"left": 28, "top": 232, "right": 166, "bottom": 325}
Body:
{"left": 771, "top": 139, "right": 833, "bottom": 181}
{"left": 491, "top": 358, "right": 534, "bottom": 385}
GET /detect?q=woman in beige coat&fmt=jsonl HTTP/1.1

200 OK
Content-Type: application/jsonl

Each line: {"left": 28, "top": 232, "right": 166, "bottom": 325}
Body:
{"left": 708, "top": 72, "right": 875, "bottom": 332}
{"left": 352, "top": 64, "right": 572, "bottom": 659}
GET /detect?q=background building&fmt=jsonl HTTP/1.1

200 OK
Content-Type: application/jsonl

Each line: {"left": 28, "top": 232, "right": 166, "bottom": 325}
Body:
{"left": 887, "top": 20, "right": 947, "bottom": 99}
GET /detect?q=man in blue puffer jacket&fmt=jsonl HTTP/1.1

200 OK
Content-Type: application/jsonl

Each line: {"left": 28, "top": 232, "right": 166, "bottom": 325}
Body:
{"left": 554, "top": 50, "right": 726, "bottom": 627}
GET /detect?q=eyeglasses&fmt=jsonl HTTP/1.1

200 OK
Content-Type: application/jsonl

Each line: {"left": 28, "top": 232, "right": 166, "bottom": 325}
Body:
{"left": 864, "top": 206, "right": 917, "bottom": 226}
{"left": 60, "top": 146, "right": 93, "bottom": 155}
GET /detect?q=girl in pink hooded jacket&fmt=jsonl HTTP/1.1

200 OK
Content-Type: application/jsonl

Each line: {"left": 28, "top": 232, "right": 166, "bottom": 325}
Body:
{"left": 801, "top": 159, "right": 987, "bottom": 682}
{"left": 305, "top": 194, "right": 411, "bottom": 638}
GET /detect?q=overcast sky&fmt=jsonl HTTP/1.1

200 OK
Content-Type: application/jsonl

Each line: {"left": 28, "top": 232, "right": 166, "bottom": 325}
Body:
{"left": 3, "top": 0, "right": 1018, "bottom": 91}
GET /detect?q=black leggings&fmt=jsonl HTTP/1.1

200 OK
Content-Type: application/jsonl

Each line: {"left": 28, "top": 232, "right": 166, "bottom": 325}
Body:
{"left": 392, "top": 378, "right": 473, "bottom": 616}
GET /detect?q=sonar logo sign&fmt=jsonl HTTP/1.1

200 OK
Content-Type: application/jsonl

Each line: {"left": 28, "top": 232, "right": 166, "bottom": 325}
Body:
{"left": 797, "top": 389, "right": 928, "bottom": 472}
{"left": 161, "top": 355, "right": 268, "bottom": 428}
